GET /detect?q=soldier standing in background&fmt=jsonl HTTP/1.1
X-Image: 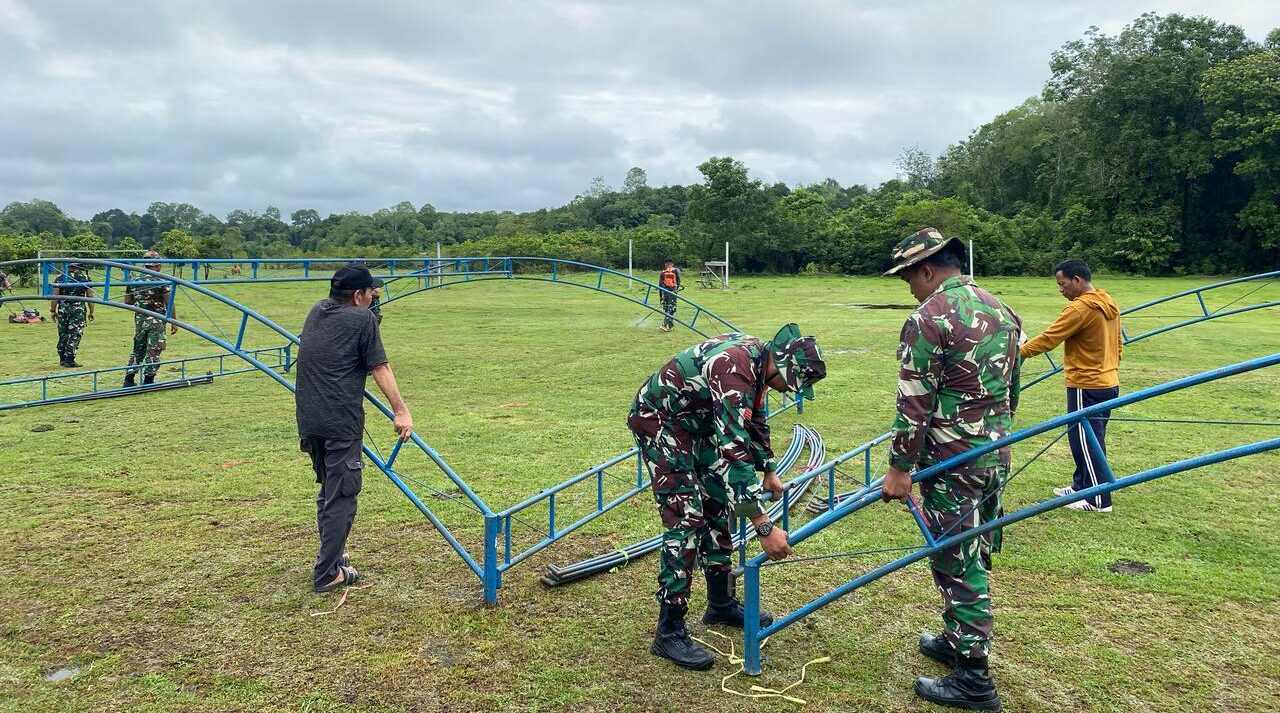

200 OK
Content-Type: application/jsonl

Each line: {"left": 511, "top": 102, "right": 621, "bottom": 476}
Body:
{"left": 657, "top": 258, "right": 681, "bottom": 332}
{"left": 880, "top": 228, "right": 1021, "bottom": 711}
{"left": 369, "top": 283, "right": 383, "bottom": 326}
{"left": 628, "top": 323, "right": 826, "bottom": 670}
{"left": 51, "top": 263, "right": 94, "bottom": 367}
{"left": 122, "top": 251, "right": 177, "bottom": 387}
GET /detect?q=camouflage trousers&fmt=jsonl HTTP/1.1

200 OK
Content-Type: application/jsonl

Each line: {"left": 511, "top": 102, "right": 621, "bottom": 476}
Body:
{"left": 56, "top": 308, "right": 86, "bottom": 361}
{"left": 660, "top": 292, "right": 677, "bottom": 329}
{"left": 126, "top": 318, "right": 167, "bottom": 378}
{"left": 921, "top": 466, "right": 1003, "bottom": 660}
{"left": 630, "top": 415, "right": 733, "bottom": 606}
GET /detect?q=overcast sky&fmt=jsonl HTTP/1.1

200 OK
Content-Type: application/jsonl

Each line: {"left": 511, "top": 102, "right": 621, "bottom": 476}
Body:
{"left": 2, "top": 1, "right": 1277, "bottom": 220}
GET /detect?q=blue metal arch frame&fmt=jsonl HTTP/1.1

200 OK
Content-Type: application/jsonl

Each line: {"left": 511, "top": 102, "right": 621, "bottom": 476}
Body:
{"left": 3, "top": 256, "right": 783, "bottom": 604}
{"left": 377, "top": 256, "right": 741, "bottom": 339}
{"left": 740, "top": 353, "right": 1280, "bottom": 674}
{"left": 3, "top": 258, "right": 492, "bottom": 584}
{"left": 34, "top": 255, "right": 744, "bottom": 340}
{"left": 1025, "top": 270, "right": 1278, "bottom": 387}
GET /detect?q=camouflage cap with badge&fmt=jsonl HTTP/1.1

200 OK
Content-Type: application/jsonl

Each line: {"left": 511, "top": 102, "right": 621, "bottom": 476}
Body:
{"left": 882, "top": 227, "right": 964, "bottom": 276}
{"left": 767, "top": 323, "right": 827, "bottom": 400}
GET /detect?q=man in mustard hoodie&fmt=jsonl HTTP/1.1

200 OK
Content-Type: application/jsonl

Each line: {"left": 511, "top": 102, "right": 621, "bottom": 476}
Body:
{"left": 1021, "top": 259, "right": 1122, "bottom": 512}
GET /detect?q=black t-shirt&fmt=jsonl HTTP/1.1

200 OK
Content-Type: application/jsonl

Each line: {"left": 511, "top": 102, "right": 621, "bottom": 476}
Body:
{"left": 295, "top": 299, "right": 389, "bottom": 440}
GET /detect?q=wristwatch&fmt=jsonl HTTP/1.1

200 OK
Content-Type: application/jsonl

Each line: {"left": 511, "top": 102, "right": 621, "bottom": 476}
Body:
{"left": 755, "top": 520, "right": 774, "bottom": 538}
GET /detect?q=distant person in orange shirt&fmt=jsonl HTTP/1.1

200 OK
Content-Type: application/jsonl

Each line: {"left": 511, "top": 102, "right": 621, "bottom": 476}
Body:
{"left": 1021, "top": 259, "right": 1122, "bottom": 512}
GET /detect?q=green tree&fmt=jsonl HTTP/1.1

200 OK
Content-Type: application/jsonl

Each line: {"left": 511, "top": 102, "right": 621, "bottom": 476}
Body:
{"left": 66, "top": 231, "right": 109, "bottom": 258}
{"left": 623, "top": 167, "right": 648, "bottom": 193}
{"left": 1203, "top": 48, "right": 1280, "bottom": 256}
{"left": 0, "top": 233, "right": 43, "bottom": 285}
{"left": 114, "top": 236, "right": 145, "bottom": 259}
{"left": 684, "top": 157, "right": 771, "bottom": 270}
{"left": 0, "top": 199, "right": 76, "bottom": 236}
{"left": 157, "top": 229, "right": 199, "bottom": 275}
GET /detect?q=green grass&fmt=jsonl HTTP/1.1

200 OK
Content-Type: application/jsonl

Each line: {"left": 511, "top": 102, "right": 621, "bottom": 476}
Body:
{"left": 0, "top": 272, "right": 1277, "bottom": 712}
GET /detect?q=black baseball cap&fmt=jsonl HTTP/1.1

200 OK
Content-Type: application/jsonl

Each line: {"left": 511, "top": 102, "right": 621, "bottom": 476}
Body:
{"left": 331, "top": 264, "right": 383, "bottom": 290}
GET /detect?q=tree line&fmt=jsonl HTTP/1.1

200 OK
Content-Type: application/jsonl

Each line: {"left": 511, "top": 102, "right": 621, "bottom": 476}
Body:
{"left": 2, "top": 13, "right": 1276, "bottom": 282}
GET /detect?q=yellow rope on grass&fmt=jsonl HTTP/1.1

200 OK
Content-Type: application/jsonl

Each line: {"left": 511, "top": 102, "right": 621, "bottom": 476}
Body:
{"left": 692, "top": 629, "right": 831, "bottom": 705}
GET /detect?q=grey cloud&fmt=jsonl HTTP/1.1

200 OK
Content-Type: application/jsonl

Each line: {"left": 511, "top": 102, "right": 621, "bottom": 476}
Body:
{"left": 1, "top": 0, "right": 1278, "bottom": 219}
{"left": 676, "top": 102, "right": 819, "bottom": 158}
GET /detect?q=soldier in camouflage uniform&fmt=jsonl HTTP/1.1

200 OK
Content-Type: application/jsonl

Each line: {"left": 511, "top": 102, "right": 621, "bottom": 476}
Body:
{"left": 369, "top": 285, "right": 383, "bottom": 326}
{"left": 122, "top": 252, "right": 178, "bottom": 387}
{"left": 881, "top": 228, "right": 1021, "bottom": 712}
{"left": 628, "top": 323, "right": 826, "bottom": 670}
{"left": 51, "top": 263, "right": 95, "bottom": 367}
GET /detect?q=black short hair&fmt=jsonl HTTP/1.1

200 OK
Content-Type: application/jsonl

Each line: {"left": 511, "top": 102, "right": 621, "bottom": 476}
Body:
{"left": 919, "top": 240, "right": 966, "bottom": 271}
{"left": 329, "top": 287, "right": 358, "bottom": 304}
{"left": 1054, "top": 258, "right": 1091, "bottom": 282}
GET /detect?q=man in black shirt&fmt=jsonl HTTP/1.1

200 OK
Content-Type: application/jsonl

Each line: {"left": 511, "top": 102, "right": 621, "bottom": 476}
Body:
{"left": 296, "top": 264, "right": 414, "bottom": 593}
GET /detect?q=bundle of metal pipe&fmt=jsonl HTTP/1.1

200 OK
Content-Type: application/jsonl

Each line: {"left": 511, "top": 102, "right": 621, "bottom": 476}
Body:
{"left": 542, "top": 423, "right": 827, "bottom": 586}
{"left": 2, "top": 375, "right": 214, "bottom": 411}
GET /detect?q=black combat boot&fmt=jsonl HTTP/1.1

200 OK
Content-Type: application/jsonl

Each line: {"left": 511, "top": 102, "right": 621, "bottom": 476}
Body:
{"left": 67, "top": 357, "right": 81, "bottom": 368}
{"left": 123, "top": 372, "right": 136, "bottom": 388}
{"left": 702, "top": 571, "right": 774, "bottom": 628}
{"left": 919, "top": 631, "right": 957, "bottom": 667}
{"left": 651, "top": 603, "right": 714, "bottom": 671}
{"left": 915, "top": 654, "right": 1001, "bottom": 711}
{"left": 142, "top": 373, "right": 155, "bottom": 385}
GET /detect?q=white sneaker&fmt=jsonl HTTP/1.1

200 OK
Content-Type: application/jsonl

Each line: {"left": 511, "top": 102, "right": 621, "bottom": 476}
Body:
{"left": 1065, "top": 500, "right": 1112, "bottom": 513}
{"left": 1053, "top": 486, "right": 1075, "bottom": 497}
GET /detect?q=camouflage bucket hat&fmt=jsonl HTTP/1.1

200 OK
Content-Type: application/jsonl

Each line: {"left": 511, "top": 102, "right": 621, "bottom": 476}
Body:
{"left": 767, "top": 323, "right": 827, "bottom": 400}
{"left": 882, "top": 227, "right": 963, "bottom": 276}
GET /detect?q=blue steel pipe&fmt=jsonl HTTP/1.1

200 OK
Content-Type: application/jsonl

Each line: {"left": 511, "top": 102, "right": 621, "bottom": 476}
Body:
{"left": 6, "top": 260, "right": 489, "bottom": 545}
{"left": 741, "top": 353, "right": 1279, "bottom": 673}
{"left": 771, "top": 352, "right": 1279, "bottom": 556}
{"left": 742, "top": 437, "right": 1280, "bottom": 674}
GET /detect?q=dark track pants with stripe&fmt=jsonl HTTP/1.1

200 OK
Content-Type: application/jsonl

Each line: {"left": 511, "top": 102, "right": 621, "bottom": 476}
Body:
{"left": 1066, "top": 386, "right": 1119, "bottom": 508}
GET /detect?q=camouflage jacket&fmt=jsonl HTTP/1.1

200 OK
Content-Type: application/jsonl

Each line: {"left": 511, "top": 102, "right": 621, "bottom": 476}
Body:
{"left": 890, "top": 275, "right": 1022, "bottom": 474}
{"left": 126, "top": 273, "right": 170, "bottom": 318}
{"left": 632, "top": 334, "right": 775, "bottom": 516}
{"left": 54, "top": 269, "right": 90, "bottom": 316}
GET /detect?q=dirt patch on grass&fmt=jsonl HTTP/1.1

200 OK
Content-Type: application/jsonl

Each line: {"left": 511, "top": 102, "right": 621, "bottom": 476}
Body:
{"left": 1108, "top": 559, "right": 1155, "bottom": 575}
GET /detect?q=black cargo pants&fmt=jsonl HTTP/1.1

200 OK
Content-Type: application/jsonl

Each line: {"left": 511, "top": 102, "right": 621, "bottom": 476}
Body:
{"left": 301, "top": 437, "right": 365, "bottom": 588}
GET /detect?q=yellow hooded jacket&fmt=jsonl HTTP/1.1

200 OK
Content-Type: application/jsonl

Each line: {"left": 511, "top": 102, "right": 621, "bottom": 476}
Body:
{"left": 1021, "top": 290, "right": 1122, "bottom": 389}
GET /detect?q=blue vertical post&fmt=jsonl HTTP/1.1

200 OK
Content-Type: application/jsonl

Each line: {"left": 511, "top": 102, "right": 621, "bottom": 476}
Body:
{"left": 743, "top": 563, "right": 763, "bottom": 675}
{"left": 484, "top": 515, "right": 500, "bottom": 605}
{"left": 548, "top": 493, "right": 557, "bottom": 538}
{"left": 828, "top": 464, "right": 837, "bottom": 508}
{"left": 40, "top": 261, "right": 49, "bottom": 296}
{"left": 1080, "top": 419, "right": 1116, "bottom": 483}
{"left": 636, "top": 451, "right": 644, "bottom": 487}
{"left": 796, "top": 391, "right": 804, "bottom": 414}
{"left": 103, "top": 266, "right": 112, "bottom": 300}
{"left": 504, "top": 516, "right": 512, "bottom": 565}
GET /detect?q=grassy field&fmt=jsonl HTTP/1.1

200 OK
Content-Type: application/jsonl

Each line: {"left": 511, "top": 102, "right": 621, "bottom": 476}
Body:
{"left": 0, "top": 270, "right": 1277, "bottom": 712}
